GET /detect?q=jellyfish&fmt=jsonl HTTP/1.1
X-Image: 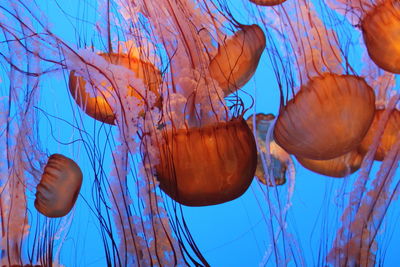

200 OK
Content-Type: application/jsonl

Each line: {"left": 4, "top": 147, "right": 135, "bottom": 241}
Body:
{"left": 155, "top": 118, "right": 257, "bottom": 206}
{"left": 296, "top": 150, "right": 364, "bottom": 177}
{"left": 361, "top": 0, "right": 400, "bottom": 73}
{"left": 274, "top": 73, "right": 375, "bottom": 160}
{"left": 359, "top": 108, "right": 400, "bottom": 161}
{"left": 209, "top": 24, "right": 266, "bottom": 96}
{"left": 69, "top": 52, "right": 162, "bottom": 125}
{"left": 34, "top": 154, "right": 83, "bottom": 218}
{"left": 249, "top": 0, "right": 287, "bottom": 6}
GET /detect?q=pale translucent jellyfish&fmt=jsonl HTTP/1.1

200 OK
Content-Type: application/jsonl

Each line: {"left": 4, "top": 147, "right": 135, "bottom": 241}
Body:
{"left": 359, "top": 108, "right": 400, "bottom": 160}
{"left": 155, "top": 118, "right": 257, "bottom": 206}
{"left": 209, "top": 25, "right": 266, "bottom": 96}
{"left": 296, "top": 150, "right": 364, "bottom": 177}
{"left": 246, "top": 113, "right": 290, "bottom": 186}
{"left": 362, "top": 0, "right": 400, "bottom": 73}
{"left": 69, "top": 53, "right": 162, "bottom": 125}
{"left": 249, "top": 0, "right": 287, "bottom": 6}
{"left": 274, "top": 74, "right": 375, "bottom": 160}
{"left": 35, "top": 154, "right": 83, "bottom": 218}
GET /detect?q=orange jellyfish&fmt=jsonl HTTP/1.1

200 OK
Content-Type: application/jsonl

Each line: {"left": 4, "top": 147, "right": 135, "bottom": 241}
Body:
{"left": 361, "top": 0, "right": 400, "bottom": 73}
{"left": 35, "top": 154, "right": 83, "bottom": 218}
{"left": 249, "top": 0, "right": 287, "bottom": 6}
{"left": 69, "top": 52, "right": 162, "bottom": 125}
{"left": 296, "top": 150, "right": 364, "bottom": 177}
{"left": 274, "top": 74, "right": 375, "bottom": 160}
{"left": 359, "top": 108, "right": 400, "bottom": 160}
{"left": 209, "top": 24, "right": 266, "bottom": 96}
{"left": 155, "top": 118, "right": 257, "bottom": 206}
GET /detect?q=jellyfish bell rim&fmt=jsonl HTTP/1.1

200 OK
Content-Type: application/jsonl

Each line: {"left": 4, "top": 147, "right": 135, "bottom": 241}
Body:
{"left": 249, "top": 0, "right": 287, "bottom": 6}
{"left": 296, "top": 149, "right": 364, "bottom": 178}
{"left": 155, "top": 117, "right": 257, "bottom": 207}
{"left": 273, "top": 73, "right": 376, "bottom": 160}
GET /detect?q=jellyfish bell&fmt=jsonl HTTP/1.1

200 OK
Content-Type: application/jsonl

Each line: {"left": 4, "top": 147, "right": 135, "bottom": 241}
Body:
{"left": 361, "top": 0, "right": 400, "bottom": 74}
{"left": 359, "top": 108, "right": 400, "bottom": 160}
{"left": 249, "top": 0, "right": 287, "bottom": 6}
{"left": 274, "top": 73, "right": 376, "bottom": 160}
{"left": 209, "top": 24, "right": 266, "bottom": 96}
{"left": 155, "top": 118, "right": 257, "bottom": 206}
{"left": 296, "top": 150, "right": 364, "bottom": 178}
{"left": 246, "top": 113, "right": 290, "bottom": 186}
{"left": 34, "top": 154, "right": 83, "bottom": 218}
{"left": 69, "top": 52, "right": 162, "bottom": 125}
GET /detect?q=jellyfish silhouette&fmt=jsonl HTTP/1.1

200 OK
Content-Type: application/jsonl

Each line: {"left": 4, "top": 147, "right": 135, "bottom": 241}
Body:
{"left": 34, "top": 154, "right": 83, "bottom": 218}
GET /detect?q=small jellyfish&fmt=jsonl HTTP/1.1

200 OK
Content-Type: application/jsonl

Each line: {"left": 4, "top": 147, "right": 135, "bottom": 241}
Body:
{"left": 296, "top": 150, "right": 364, "bottom": 178}
{"left": 246, "top": 113, "right": 290, "bottom": 186}
{"left": 249, "top": 0, "right": 287, "bottom": 6}
{"left": 274, "top": 73, "right": 375, "bottom": 160}
{"left": 209, "top": 24, "right": 266, "bottom": 96}
{"left": 155, "top": 118, "right": 257, "bottom": 206}
{"left": 359, "top": 108, "right": 400, "bottom": 161}
{"left": 35, "top": 154, "right": 83, "bottom": 218}
{"left": 362, "top": 0, "right": 400, "bottom": 74}
{"left": 69, "top": 53, "right": 162, "bottom": 124}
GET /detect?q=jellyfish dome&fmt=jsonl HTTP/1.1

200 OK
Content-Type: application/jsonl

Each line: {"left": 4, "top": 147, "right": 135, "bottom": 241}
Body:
{"left": 362, "top": 0, "right": 400, "bottom": 73}
{"left": 34, "top": 154, "right": 83, "bottom": 218}
{"left": 209, "top": 24, "right": 266, "bottom": 96}
{"left": 155, "top": 118, "right": 257, "bottom": 206}
{"left": 274, "top": 73, "right": 376, "bottom": 160}
{"left": 69, "top": 52, "right": 162, "bottom": 125}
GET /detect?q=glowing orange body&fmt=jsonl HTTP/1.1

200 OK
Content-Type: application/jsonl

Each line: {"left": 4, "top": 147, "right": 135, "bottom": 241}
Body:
{"left": 274, "top": 74, "right": 375, "bottom": 160}
{"left": 69, "top": 53, "right": 161, "bottom": 124}
{"left": 296, "top": 150, "right": 364, "bottom": 177}
{"left": 362, "top": 0, "right": 400, "bottom": 73}
{"left": 359, "top": 109, "right": 400, "bottom": 160}
{"left": 155, "top": 118, "right": 257, "bottom": 206}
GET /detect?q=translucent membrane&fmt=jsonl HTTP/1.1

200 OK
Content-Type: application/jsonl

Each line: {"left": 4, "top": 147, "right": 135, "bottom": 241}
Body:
{"left": 296, "top": 150, "right": 364, "bottom": 177}
{"left": 246, "top": 113, "right": 289, "bottom": 186}
{"left": 359, "top": 108, "right": 400, "bottom": 160}
{"left": 249, "top": 0, "right": 287, "bottom": 6}
{"left": 69, "top": 53, "right": 162, "bottom": 124}
{"left": 362, "top": 0, "right": 400, "bottom": 73}
{"left": 209, "top": 25, "right": 266, "bottom": 96}
{"left": 274, "top": 73, "right": 375, "bottom": 160}
{"left": 155, "top": 118, "right": 257, "bottom": 206}
{"left": 35, "top": 154, "right": 83, "bottom": 218}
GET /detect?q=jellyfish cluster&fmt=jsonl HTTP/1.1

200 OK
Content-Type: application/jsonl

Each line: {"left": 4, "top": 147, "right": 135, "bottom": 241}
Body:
{"left": 0, "top": 0, "right": 398, "bottom": 266}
